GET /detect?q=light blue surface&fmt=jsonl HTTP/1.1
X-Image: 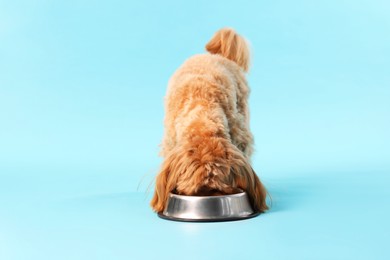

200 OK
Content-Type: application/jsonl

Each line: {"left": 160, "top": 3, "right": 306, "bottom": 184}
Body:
{"left": 1, "top": 0, "right": 389, "bottom": 259}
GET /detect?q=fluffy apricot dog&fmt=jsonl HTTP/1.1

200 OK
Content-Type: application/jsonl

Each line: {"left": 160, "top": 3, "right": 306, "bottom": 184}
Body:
{"left": 151, "top": 28, "right": 268, "bottom": 213}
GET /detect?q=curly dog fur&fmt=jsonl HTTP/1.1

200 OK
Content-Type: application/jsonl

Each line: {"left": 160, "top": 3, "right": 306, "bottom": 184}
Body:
{"left": 151, "top": 28, "right": 268, "bottom": 213}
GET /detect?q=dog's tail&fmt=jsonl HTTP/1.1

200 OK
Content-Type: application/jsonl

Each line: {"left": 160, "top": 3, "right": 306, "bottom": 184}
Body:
{"left": 150, "top": 134, "right": 268, "bottom": 213}
{"left": 205, "top": 28, "right": 250, "bottom": 72}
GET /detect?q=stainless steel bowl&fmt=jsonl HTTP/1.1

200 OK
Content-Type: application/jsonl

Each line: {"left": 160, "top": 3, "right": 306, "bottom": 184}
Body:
{"left": 158, "top": 191, "right": 259, "bottom": 222}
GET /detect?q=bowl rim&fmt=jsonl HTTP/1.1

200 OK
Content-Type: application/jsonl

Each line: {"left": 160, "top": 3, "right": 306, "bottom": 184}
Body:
{"left": 168, "top": 191, "right": 247, "bottom": 199}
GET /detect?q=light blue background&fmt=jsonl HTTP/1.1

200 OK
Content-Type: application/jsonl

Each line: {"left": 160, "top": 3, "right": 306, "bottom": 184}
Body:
{"left": 1, "top": 0, "right": 389, "bottom": 259}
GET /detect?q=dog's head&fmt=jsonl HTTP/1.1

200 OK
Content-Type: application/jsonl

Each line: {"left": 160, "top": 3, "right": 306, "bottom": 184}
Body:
{"left": 151, "top": 137, "right": 268, "bottom": 213}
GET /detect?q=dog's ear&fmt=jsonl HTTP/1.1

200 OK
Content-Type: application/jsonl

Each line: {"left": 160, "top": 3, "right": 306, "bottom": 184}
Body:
{"left": 150, "top": 164, "right": 169, "bottom": 213}
{"left": 232, "top": 164, "right": 268, "bottom": 212}
{"left": 250, "top": 168, "right": 269, "bottom": 212}
{"left": 150, "top": 154, "right": 178, "bottom": 213}
{"left": 205, "top": 28, "right": 251, "bottom": 72}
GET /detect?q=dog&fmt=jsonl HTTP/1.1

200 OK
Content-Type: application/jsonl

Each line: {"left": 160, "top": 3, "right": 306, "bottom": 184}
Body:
{"left": 151, "top": 28, "right": 268, "bottom": 213}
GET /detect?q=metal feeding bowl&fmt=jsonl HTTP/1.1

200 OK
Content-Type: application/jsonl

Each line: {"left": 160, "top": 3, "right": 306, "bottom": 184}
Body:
{"left": 158, "top": 191, "right": 259, "bottom": 222}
